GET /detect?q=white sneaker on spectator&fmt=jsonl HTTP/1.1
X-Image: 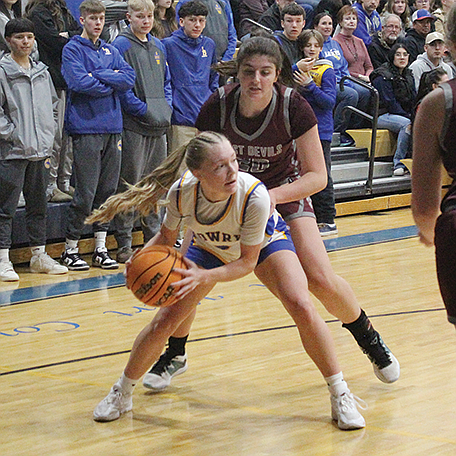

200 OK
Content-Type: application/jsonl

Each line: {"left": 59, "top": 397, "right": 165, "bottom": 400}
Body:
{"left": 30, "top": 253, "right": 68, "bottom": 275}
{"left": 393, "top": 167, "right": 406, "bottom": 176}
{"left": 0, "top": 260, "right": 19, "bottom": 281}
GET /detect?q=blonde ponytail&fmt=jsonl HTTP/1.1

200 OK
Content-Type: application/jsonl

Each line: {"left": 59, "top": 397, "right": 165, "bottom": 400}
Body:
{"left": 86, "top": 142, "right": 188, "bottom": 224}
{"left": 86, "top": 131, "right": 228, "bottom": 225}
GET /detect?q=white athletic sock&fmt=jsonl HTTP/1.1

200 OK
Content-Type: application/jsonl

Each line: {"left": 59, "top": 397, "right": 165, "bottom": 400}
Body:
{"left": 94, "top": 232, "right": 107, "bottom": 251}
{"left": 0, "top": 249, "right": 9, "bottom": 262}
{"left": 65, "top": 239, "right": 78, "bottom": 252}
{"left": 31, "top": 246, "right": 45, "bottom": 256}
{"left": 117, "top": 372, "right": 137, "bottom": 395}
{"left": 325, "top": 372, "right": 350, "bottom": 397}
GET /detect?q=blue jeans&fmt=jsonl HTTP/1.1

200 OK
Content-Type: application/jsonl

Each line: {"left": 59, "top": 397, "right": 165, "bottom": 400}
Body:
{"left": 334, "top": 83, "right": 372, "bottom": 132}
{"left": 376, "top": 113, "right": 411, "bottom": 169}
{"left": 352, "top": 84, "right": 372, "bottom": 128}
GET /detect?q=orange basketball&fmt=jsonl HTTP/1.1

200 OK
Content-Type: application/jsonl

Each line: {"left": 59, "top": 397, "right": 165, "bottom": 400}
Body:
{"left": 126, "top": 245, "right": 187, "bottom": 307}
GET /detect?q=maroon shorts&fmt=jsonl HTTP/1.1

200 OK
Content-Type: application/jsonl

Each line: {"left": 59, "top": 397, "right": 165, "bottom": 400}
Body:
{"left": 276, "top": 197, "right": 315, "bottom": 223}
{"left": 435, "top": 210, "right": 456, "bottom": 325}
{"left": 272, "top": 176, "right": 315, "bottom": 223}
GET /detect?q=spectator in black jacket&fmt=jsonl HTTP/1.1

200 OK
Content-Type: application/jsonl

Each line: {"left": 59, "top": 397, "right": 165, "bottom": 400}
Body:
{"left": 273, "top": 2, "right": 305, "bottom": 63}
{"left": 370, "top": 42, "right": 416, "bottom": 175}
{"left": 368, "top": 13, "right": 402, "bottom": 68}
{"left": 238, "top": 0, "right": 269, "bottom": 37}
{"left": 26, "top": 0, "right": 82, "bottom": 202}
{"left": 404, "top": 8, "right": 434, "bottom": 62}
{"left": 259, "top": 0, "right": 293, "bottom": 31}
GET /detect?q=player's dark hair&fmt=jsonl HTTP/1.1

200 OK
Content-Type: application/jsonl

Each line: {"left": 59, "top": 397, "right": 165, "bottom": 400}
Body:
{"left": 4, "top": 18, "right": 35, "bottom": 37}
{"left": 214, "top": 35, "right": 293, "bottom": 87}
{"left": 236, "top": 36, "right": 283, "bottom": 73}
{"left": 280, "top": 3, "right": 306, "bottom": 20}
{"left": 178, "top": 0, "right": 208, "bottom": 19}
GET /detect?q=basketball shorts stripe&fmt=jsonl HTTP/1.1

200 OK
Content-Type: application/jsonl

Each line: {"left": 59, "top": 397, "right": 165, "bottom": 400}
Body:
{"left": 186, "top": 231, "right": 296, "bottom": 270}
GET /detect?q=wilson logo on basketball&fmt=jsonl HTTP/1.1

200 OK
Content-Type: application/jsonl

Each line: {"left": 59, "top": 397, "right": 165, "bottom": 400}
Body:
{"left": 153, "top": 284, "right": 175, "bottom": 307}
{"left": 134, "top": 272, "right": 163, "bottom": 300}
{"left": 126, "top": 245, "right": 187, "bottom": 308}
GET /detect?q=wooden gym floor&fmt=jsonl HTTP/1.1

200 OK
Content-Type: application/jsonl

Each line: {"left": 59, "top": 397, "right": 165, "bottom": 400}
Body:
{"left": 1, "top": 207, "right": 456, "bottom": 456}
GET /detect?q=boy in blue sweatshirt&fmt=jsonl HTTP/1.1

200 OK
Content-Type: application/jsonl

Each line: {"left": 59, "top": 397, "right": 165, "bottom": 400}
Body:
{"left": 111, "top": 0, "right": 173, "bottom": 263}
{"left": 175, "top": 0, "right": 238, "bottom": 62}
{"left": 353, "top": 0, "right": 381, "bottom": 47}
{"left": 60, "top": 0, "right": 135, "bottom": 271}
{"left": 162, "top": 0, "right": 218, "bottom": 153}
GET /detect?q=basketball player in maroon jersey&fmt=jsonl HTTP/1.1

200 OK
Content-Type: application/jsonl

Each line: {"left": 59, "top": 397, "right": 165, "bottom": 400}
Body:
{"left": 90, "top": 132, "right": 366, "bottom": 429}
{"left": 146, "top": 36, "right": 400, "bottom": 389}
{"left": 412, "top": 3, "right": 456, "bottom": 326}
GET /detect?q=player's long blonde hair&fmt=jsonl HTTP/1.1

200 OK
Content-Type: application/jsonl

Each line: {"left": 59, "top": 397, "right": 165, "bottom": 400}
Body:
{"left": 86, "top": 131, "right": 227, "bottom": 224}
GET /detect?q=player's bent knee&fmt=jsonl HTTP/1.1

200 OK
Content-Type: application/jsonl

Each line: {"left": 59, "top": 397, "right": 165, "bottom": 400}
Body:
{"left": 307, "top": 270, "right": 340, "bottom": 295}
{"left": 283, "top": 296, "right": 318, "bottom": 323}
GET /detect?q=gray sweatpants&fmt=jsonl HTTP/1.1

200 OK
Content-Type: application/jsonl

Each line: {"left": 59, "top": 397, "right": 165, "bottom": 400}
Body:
{"left": 65, "top": 133, "right": 121, "bottom": 241}
{"left": 47, "top": 89, "right": 73, "bottom": 197}
{"left": 114, "top": 130, "right": 167, "bottom": 248}
{"left": 0, "top": 158, "right": 48, "bottom": 249}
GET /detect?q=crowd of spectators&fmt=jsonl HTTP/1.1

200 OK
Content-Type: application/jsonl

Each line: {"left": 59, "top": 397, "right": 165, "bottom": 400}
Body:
{"left": 1, "top": 0, "right": 455, "bottom": 281}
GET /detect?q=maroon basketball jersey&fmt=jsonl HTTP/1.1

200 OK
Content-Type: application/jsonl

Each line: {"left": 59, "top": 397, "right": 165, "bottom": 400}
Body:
{"left": 196, "top": 82, "right": 317, "bottom": 189}
{"left": 440, "top": 79, "right": 456, "bottom": 211}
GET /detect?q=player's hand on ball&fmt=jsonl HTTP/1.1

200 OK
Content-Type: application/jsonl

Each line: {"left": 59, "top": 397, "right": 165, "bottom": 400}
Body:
{"left": 124, "top": 249, "right": 139, "bottom": 288}
{"left": 171, "top": 257, "right": 211, "bottom": 300}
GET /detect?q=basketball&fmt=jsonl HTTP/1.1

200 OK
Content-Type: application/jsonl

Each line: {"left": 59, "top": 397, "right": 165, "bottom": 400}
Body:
{"left": 126, "top": 245, "right": 187, "bottom": 307}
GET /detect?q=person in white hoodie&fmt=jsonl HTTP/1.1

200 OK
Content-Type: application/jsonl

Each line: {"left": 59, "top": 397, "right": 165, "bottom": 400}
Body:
{"left": 409, "top": 31, "right": 454, "bottom": 89}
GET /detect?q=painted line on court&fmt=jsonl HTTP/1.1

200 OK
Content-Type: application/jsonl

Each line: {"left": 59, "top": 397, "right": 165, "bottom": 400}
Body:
{"left": 0, "top": 306, "right": 444, "bottom": 377}
{"left": 0, "top": 225, "right": 418, "bottom": 307}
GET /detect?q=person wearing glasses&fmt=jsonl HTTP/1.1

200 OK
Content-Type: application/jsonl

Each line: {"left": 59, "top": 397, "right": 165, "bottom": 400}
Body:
{"left": 370, "top": 43, "right": 416, "bottom": 176}
{"left": 368, "top": 13, "right": 404, "bottom": 68}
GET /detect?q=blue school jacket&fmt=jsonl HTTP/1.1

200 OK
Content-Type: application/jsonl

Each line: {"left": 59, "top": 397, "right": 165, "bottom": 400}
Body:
{"left": 162, "top": 28, "right": 219, "bottom": 127}
{"left": 62, "top": 35, "right": 135, "bottom": 135}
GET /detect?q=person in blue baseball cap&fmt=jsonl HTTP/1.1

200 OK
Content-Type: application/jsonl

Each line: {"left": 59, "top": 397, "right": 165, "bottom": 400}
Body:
{"left": 404, "top": 8, "right": 435, "bottom": 62}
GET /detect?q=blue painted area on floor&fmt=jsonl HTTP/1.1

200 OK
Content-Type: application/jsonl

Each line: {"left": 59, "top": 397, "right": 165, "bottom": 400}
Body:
{"left": 323, "top": 225, "right": 418, "bottom": 252}
{"left": 0, "top": 273, "right": 125, "bottom": 307}
{"left": 0, "top": 225, "right": 418, "bottom": 307}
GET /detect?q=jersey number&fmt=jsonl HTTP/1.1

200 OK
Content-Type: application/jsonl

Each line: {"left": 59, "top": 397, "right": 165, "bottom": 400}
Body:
{"left": 238, "top": 158, "right": 270, "bottom": 174}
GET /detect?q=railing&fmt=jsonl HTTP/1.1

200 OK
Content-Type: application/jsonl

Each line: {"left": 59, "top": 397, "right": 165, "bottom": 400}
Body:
{"left": 339, "top": 75, "right": 379, "bottom": 195}
{"left": 238, "top": 18, "right": 273, "bottom": 36}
